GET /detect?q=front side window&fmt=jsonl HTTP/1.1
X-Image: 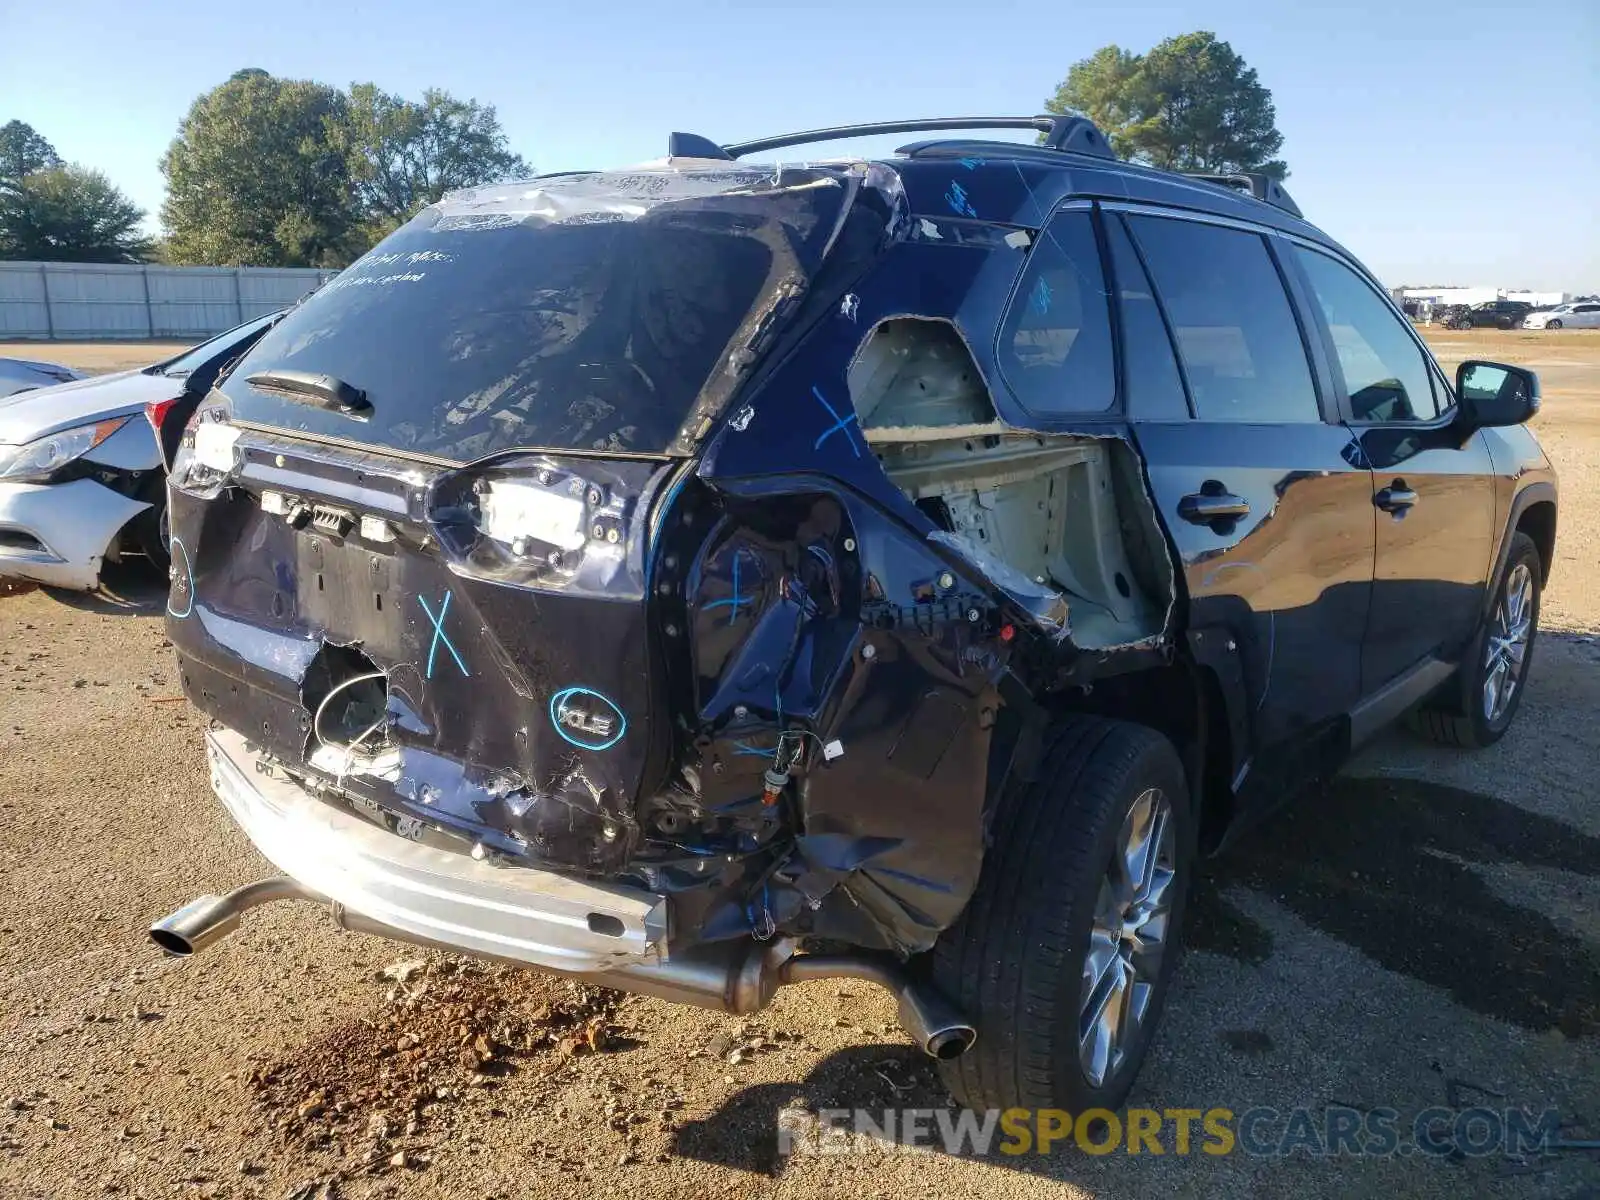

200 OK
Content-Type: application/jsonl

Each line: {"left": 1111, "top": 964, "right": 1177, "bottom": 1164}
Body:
{"left": 1126, "top": 216, "right": 1320, "bottom": 423}
{"left": 1293, "top": 246, "right": 1441, "bottom": 422}
{"left": 996, "top": 209, "right": 1116, "bottom": 415}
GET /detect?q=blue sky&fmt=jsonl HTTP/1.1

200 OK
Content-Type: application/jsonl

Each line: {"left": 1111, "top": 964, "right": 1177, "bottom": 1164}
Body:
{"left": 3, "top": 0, "right": 1595, "bottom": 290}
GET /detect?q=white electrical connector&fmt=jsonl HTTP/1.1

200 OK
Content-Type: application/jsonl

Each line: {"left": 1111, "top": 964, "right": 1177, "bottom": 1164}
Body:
{"left": 258, "top": 490, "right": 288, "bottom": 515}
{"left": 823, "top": 739, "right": 845, "bottom": 761}
{"left": 359, "top": 515, "right": 395, "bottom": 543}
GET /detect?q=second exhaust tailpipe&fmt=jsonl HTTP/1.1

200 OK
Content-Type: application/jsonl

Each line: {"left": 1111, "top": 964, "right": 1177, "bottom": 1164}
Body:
{"left": 780, "top": 953, "right": 977, "bottom": 1060}
{"left": 152, "top": 877, "right": 975, "bottom": 1059}
{"left": 334, "top": 904, "right": 975, "bottom": 1058}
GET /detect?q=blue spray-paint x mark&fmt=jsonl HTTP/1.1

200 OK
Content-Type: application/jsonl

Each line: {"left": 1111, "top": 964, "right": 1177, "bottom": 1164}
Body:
{"left": 945, "top": 179, "right": 977, "bottom": 217}
{"left": 702, "top": 549, "right": 756, "bottom": 625}
{"left": 811, "top": 385, "right": 861, "bottom": 458}
{"left": 418, "top": 590, "right": 469, "bottom": 679}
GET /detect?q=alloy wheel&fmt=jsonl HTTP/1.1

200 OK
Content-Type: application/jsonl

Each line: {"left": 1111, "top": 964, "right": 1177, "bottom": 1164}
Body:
{"left": 1483, "top": 562, "right": 1534, "bottom": 724}
{"left": 1079, "top": 787, "right": 1176, "bottom": 1088}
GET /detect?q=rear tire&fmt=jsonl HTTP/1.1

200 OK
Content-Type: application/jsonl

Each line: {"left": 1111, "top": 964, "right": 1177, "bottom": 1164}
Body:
{"left": 930, "top": 716, "right": 1194, "bottom": 1113}
{"left": 1409, "top": 531, "right": 1541, "bottom": 748}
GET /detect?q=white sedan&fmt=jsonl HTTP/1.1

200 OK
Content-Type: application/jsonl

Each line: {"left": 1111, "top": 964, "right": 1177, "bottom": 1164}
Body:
{"left": 1523, "top": 302, "right": 1600, "bottom": 330}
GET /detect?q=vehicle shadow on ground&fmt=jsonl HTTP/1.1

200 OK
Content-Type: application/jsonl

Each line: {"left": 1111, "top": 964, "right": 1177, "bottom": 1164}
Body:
{"left": 38, "top": 560, "right": 167, "bottom": 615}
{"left": 674, "top": 755, "right": 1600, "bottom": 1178}
{"left": 1188, "top": 772, "right": 1600, "bottom": 1038}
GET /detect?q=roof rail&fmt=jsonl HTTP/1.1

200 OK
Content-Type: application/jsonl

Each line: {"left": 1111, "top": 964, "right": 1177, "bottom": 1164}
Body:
{"left": 666, "top": 116, "right": 1116, "bottom": 163}
{"left": 1181, "top": 172, "right": 1303, "bottom": 219}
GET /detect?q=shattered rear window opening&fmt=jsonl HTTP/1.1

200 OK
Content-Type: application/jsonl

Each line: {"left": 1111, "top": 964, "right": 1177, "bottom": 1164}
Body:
{"left": 223, "top": 167, "right": 863, "bottom": 461}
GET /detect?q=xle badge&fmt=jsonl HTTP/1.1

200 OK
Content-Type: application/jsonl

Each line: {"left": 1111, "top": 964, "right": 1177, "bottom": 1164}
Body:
{"left": 549, "top": 687, "right": 627, "bottom": 751}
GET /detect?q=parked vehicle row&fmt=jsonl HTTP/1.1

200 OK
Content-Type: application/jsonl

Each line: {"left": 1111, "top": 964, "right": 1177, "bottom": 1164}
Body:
{"left": 1436, "top": 300, "right": 1533, "bottom": 330}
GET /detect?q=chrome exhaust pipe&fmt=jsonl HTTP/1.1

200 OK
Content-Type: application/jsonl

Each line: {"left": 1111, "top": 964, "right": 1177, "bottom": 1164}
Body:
{"left": 330, "top": 904, "right": 792, "bottom": 1012}
{"left": 335, "top": 905, "right": 974, "bottom": 1058}
{"left": 781, "top": 954, "right": 977, "bottom": 1060}
{"left": 156, "top": 876, "right": 975, "bottom": 1059}
{"left": 149, "top": 877, "right": 319, "bottom": 956}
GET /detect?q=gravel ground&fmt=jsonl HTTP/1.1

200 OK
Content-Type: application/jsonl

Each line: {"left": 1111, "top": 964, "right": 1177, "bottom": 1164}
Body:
{"left": 1, "top": 329, "right": 1596, "bottom": 1200}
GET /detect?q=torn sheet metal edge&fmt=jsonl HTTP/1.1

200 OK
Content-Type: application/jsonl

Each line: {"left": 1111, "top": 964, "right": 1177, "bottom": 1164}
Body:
{"left": 664, "top": 165, "right": 910, "bottom": 459}
{"left": 862, "top": 421, "right": 1010, "bottom": 444}
{"left": 928, "top": 528, "right": 1072, "bottom": 640}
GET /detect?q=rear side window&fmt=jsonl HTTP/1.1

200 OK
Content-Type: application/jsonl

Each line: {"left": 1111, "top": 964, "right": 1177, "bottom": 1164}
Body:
{"left": 996, "top": 209, "right": 1116, "bottom": 415}
{"left": 1127, "top": 216, "right": 1320, "bottom": 423}
{"left": 1105, "top": 214, "right": 1188, "bottom": 420}
{"left": 1293, "top": 246, "right": 1441, "bottom": 422}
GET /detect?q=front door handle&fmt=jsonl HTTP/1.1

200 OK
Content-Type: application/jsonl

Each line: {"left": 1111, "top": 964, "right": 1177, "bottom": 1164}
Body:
{"left": 1178, "top": 486, "right": 1250, "bottom": 526}
{"left": 1375, "top": 481, "right": 1418, "bottom": 513}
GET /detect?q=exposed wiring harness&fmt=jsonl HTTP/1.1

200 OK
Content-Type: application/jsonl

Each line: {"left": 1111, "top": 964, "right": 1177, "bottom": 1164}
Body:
{"left": 311, "top": 669, "right": 392, "bottom": 782}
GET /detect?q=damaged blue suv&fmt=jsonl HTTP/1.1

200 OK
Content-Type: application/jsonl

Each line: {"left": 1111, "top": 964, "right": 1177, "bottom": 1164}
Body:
{"left": 152, "top": 116, "right": 1557, "bottom": 1114}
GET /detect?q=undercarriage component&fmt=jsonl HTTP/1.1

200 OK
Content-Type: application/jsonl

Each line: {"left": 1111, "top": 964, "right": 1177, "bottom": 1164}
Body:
{"left": 150, "top": 876, "right": 975, "bottom": 1060}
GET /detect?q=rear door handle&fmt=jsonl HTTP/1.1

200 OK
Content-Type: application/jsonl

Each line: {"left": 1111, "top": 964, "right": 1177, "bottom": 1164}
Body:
{"left": 1375, "top": 482, "right": 1418, "bottom": 513}
{"left": 1178, "top": 487, "right": 1250, "bottom": 526}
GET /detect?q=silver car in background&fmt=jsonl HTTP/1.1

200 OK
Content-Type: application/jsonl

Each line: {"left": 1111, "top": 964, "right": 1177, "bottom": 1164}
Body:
{"left": 1523, "top": 302, "right": 1600, "bottom": 330}
{"left": 0, "top": 315, "right": 279, "bottom": 590}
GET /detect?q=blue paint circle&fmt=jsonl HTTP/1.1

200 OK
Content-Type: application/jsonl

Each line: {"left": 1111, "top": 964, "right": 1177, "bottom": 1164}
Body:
{"left": 167, "top": 536, "right": 194, "bottom": 619}
{"left": 548, "top": 686, "right": 627, "bottom": 751}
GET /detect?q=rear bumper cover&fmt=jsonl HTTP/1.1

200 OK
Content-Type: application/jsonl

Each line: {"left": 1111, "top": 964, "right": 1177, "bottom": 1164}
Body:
{"left": 204, "top": 727, "right": 669, "bottom": 972}
{"left": 0, "top": 477, "right": 150, "bottom": 590}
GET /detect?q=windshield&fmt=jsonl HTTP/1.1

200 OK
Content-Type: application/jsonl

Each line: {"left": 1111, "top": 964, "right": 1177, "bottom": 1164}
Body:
{"left": 223, "top": 166, "right": 870, "bottom": 461}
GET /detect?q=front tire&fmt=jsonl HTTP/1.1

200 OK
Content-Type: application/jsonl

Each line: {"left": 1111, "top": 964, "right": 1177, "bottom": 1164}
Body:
{"left": 131, "top": 483, "right": 172, "bottom": 574}
{"left": 1547, "top": 319, "right": 1563, "bottom": 330}
{"left": 1410, "top": 531, "right": 1541, "bottom": 748}
{"left": 930, "top": 716, "right": 1194, "bottom": 1113}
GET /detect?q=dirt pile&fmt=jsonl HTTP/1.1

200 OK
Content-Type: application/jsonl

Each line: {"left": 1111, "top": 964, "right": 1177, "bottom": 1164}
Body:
{"left": 248, "top": 957, "right": 622, "bottom": 1179}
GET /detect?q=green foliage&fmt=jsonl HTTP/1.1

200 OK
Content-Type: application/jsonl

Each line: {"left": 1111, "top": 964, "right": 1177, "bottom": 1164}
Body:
{"left": 337, "top": 84, "right": 531, "bottom": 228}
{"left": 0, "top": 120, "right": 63, "bottom": 186}
{"left": 159, "top": 72, "right": 533, "bottom": 266}
{"left": 160, "top": 72, "right": 359, "bottom": 267}
{"left": 0, "top": 165, "right": 150, "bottom": 263}
{"left": 1046, "top": 32, "right": 1288, "bottom": 178}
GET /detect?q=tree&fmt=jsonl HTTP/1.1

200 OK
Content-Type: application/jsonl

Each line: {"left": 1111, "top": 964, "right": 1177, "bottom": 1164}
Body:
{"left": 0, "top": 165, "right": 150, "bottom": 263}
{"left": 1046, "top": 32, "right": 1288, "bottom": 178}
{"left": 161, "top": 70, "right": 360, "bottom": 267}
{"left": 335, "top": 84, "right": 530, "bottom": 238}
{"left": 0, "top": 120, "right": 62, "bottom": 186}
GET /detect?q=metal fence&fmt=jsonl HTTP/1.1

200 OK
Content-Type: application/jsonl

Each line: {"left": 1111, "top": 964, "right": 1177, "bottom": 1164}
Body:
{"left": 0, "top": 261, "right": 338, "bottom": 341}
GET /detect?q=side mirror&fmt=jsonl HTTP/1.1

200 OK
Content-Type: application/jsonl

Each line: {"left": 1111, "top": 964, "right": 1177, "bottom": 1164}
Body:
{"left": 1455, "top": 360, "right": 1539, "bottom": 428}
